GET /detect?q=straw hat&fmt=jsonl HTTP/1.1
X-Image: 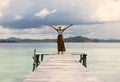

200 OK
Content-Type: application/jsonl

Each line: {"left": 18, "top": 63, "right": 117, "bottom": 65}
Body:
{"left": 58, "top": 25, "right": 62, "bottom": 29}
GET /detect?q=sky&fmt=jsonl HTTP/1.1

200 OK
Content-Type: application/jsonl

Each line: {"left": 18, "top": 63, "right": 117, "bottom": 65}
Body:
{"left": 0, "top": 0, "right": 120, "bottom": 39}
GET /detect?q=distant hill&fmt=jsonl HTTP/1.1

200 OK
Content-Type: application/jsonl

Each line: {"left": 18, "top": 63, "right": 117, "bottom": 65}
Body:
{"left": 6, "top": 37, "right": 21, "bottom": 41}
{"left": 65, "top": 36, "right": 99, "bottom": 42}
{"left": 0, "top": 36, "right": 120, "bottom": 42}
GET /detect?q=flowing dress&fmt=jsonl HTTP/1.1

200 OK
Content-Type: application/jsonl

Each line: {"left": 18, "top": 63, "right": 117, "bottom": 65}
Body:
{"left": 57, "top": 29, "right": 66, "bottom": 51}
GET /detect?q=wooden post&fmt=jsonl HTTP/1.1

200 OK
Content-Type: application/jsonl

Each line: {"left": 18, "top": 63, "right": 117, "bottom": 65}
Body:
{"left": 78, "top": 54, "right": 87, "bottom": 68}
{"left": 32, "top": 49, "right": 40, "bottom": 71}
{"left": 36, "top": 55, "right": 40, "bottom": 67}
{"left": 41, "top": 54, "right": 44, "bottom": 62}
{"left": 79, "top": 54, "right": 83, "bottom": 63}
{"left": 83, "top": 54, "right": 87, "bottom": 67}
{"left": 32, "top": 49, "right": 36, "bottom": 71}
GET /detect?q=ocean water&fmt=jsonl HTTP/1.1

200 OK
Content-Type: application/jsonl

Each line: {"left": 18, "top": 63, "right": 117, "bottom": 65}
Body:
{"left": 0, "top": 43, "right": 120, "bottom": 82}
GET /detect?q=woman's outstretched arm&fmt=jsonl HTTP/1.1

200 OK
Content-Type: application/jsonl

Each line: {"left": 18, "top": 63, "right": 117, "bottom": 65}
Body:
{"left": 48, "top": 24, "right": 57, "bottom": 31}
{"left": 63, "top": 24, "right": 73, "bottom": 32}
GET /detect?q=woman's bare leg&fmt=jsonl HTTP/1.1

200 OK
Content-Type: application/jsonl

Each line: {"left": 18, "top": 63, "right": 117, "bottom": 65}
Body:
{"left": 58, "top": 51, "right": 60, "bottom": 54}
{"left": 61, "top": 51, "right": 63, "bottom": 54}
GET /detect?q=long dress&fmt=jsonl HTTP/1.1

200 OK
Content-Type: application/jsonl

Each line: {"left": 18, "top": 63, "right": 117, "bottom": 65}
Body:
{"left": 57, "top": 29, "right": 66, "bottom": 51}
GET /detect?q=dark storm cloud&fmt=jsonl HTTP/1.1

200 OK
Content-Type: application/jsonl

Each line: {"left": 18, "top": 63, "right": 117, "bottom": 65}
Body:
{"left": 0, "top": 0, "right": 104, "bottom": 29}
{"left": 0, "top": 12, "right": 95, "bottom": 29}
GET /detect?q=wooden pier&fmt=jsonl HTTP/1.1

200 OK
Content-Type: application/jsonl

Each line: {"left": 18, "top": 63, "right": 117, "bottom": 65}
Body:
{"left": 24, "top": 52, "right": 99, "bottom": 82}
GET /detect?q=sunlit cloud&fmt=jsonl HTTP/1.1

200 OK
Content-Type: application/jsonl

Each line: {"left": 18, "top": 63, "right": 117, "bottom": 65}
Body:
{"left": 0, "top": 12, "right": 3, "bottom": 19}
{"left": 90, "top": 0, "right": 120, "bottom": 22}
{"left": 13, "top": 15, "right": 23, "bottom": 20}
{"left": 0, "top": 0, "right": 10, "bottom": 20}
{"left": 35, "top": 8, "right": 57, "bottom": 18}
{"left": 71, "top": 3, "right": 75, "bottom": 6}
{"left": 0, "top": 0, "right": 10, "bottom": 9}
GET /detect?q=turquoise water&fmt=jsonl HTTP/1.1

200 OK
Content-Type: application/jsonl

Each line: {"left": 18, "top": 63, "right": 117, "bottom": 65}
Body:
{"left": 0, "top": 43, "right": 120, "bottom": 82}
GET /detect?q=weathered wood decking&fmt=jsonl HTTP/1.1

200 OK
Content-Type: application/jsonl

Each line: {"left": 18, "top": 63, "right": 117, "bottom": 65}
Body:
{"left": 24, "top": 54, "right": 99, "bottom": 82}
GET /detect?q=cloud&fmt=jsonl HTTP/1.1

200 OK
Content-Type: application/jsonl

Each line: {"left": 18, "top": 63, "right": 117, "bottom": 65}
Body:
{"left": 0, "top": 22, "right": 120, "bottom": 39}
{"left": 0, "top": 25, "right": 57, "bottom": 39}
{"left": 81, "top": 22, "right": 120, "bottom": 39}
{"left": 35, "top": 8, "right": 57, "bottom": 18}
{"left": 0, "top": 0, "right": 10, "bottom": 9}
{"left": 1, "top": 0, "right": 120, "bottom": 28}
{"left": 0, "top": 0, "right": 120, "bottom": 40}
{"left": 0, "top": 12, "right": 3, "bottom": 19}
{"left": 90, "top": 0, "right": 120, "bottom": 22}
{"left": 13, "top": 15, "right": 23, "bottom": 20}
{"left": 0, "top": 26, "right": 14, "bottom": 34}
{"left": 0, "top": 0, "right": 10, "bottom": 20}
{"left": 0, "top": 0, "right": 102, "bottom": 28}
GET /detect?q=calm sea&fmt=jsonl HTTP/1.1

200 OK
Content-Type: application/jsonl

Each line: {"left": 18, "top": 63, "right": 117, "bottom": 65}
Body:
{"left": 0, "top": 43, "right": 120, "bottom": 82}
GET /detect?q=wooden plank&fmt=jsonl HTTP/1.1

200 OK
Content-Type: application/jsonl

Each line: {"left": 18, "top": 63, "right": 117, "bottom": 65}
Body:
{"left": 24, "top": 54, "right": 99, "bottom": 82}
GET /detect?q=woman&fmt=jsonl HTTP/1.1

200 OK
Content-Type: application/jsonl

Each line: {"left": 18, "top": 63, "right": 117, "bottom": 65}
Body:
{"left": 48, "top": 24, "right": 73, "bottom": 54}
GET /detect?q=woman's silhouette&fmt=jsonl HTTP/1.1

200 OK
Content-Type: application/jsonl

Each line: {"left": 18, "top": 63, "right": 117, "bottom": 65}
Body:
{"left": 48, "top": 24, "right": 73, "bottom": 54}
